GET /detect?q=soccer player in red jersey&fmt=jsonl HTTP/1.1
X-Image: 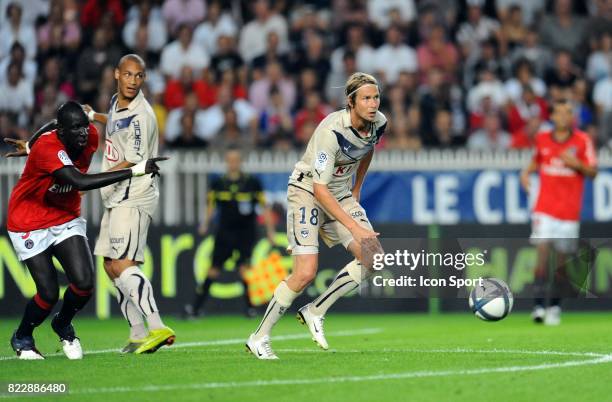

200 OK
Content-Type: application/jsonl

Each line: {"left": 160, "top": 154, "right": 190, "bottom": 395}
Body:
{"left": 520, "top": 99, "right": 597, "bottom": 325}
{"left": 5, "top": 101, "right": 165, "bottom": 360}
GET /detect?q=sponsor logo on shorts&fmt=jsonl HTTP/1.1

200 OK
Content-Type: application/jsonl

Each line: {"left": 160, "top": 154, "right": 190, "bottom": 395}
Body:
{"left": 110, "top": 237, "right": 124, "bottom": 244}
{"left": 351, "top": 210, "right": 364, "bottom": 218}
{"left": 24, "top": 239, "right": 34, "bottom": 249}
{"left": 300, "top": 228, "right": 309, "bottom": 238}
{"left": 20, "top": 232, "right": 30, "bottom": 240}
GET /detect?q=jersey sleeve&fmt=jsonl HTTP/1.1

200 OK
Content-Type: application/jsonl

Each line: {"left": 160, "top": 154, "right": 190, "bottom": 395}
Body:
{"left": 123, "top": 114, "right": 151, "bottom": 164}
{"left": 311, "top": 128, "right": 339, "bottom": 186}
{"left": 579, "top": 134, "right": 597, "bottom": 168}
{"left": 31, "top": 137, "right": 74, "bottom": 174}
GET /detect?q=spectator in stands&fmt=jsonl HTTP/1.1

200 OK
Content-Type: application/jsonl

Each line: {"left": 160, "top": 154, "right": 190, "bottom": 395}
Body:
{"left": 593, "top": 73, "right": 612, "bottom": 146}
{"left": 0, "top": 61, "right": 34, "bottom": 128}
{"left": 423, "top": 108, "right": 465, "bottom": 148}
{"left": 239, "top": 0, "right": 289, "bottom": 64}
{"left": 416, "top": 24, "right": 459, "bottom": 85}
{"left": 208, "top": 107, "right": 253, "bottom": 152}
{"left": 495, "top": 0, "right": 546, "bottom": 27}
{"left": 509, "top": 28, "right": 553, "bottom": 78}
{"left": 162, "top": 0, "right": 206, "bottom": 36}
{"left": 210, "top": 34, "right": 244, "bottom": 80}
{"left": 160, "top": 24, "right": 210, "bottom": 79}
{"left": 164, "top": 66, "right": 213, "bottom": 110}
{"left": 504, "top": 59, "right": 547, "bottom": 103}
{"left": 292, "top": 33, "right": 330, "bottom": 89}
{"left": 249, "top": 62, "right": 296, "bottom": 114}
{"left": 204, "top": 83, "right": 259, "bottom": 145}
{"left": 498, "top": 4, "right": 529, "bottom": 52}
{"left": 0, "top": 42, "right": 36, "bottom": 85}
{"left": 507, "top": 85, "right": 549, "bottom": 133}
{"left": 80, "top": 0, "right": 125, "bottom": 32}
{"left": 539, "top": 0, "right": 586, "bottom": 57}
{"left": 464, "top": 38, "right": 509, "bottom": 89}
{"left": 367, "top": 0, "right": 416, "bottom": 31}
{"left": 258, "top": 86, "right": 293, "bottom": 148}
{"left": 37, "top": 1, "right": 81, "bottom": 55}
{"left": 165, "top": 91, "right": 212, "bottom": 147}
{"left": 586, "top": 32, "right": 612, "bottom": 83}
{"left": 122, "top": 0, "right": 167, "bottom": 53}
{"left": 467, "top": 113, "right": 511, "bottom": 150}
{"left": 456, "top": 1, "right": 500, "bottom": 58}
{"left": 0, "top": 112, "right": 29, "bottom": 150}
{"left": 76, "top": 27, "right": 121, "bottom": 104}
{"left": 294, "top": 91, "right": 331, "bottom": 146}
{"left": 251, "top": 31, "right": 290, "bottom": 80}
{"left": 545, "top": 49, "right": 580, "bottom": 101}
{"left": 467, "top": 68, "right": 507, "bottom": 127}
{"left": 571, "top": 79, "right": 595, "bottom": 135}
{"left": 166, "top": 111, "right": 208, "bottom": 149}
{"left": 374, "top": 25, "right": 418, "bottom": 86}
{"left": 36, "top": 57, "right": 74, "bottom": 107}
{"left": 330, "top": 24, "right": 376, "bottom": 76}
{"left": 0, "top": 2, "right": 37, "bottom": 61}
{"left": 194, "top": 0, "right": 238, "bottom": 56}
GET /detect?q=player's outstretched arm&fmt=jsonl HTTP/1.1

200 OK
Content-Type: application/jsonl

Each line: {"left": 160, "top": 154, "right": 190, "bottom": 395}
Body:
{"left": 52, "top": 157, "right": 168, "bottom": 191}
{"left": 82, "top": 104, "right": 108, "bottom": 125}
{"left": 4, "top": 119, "right": 58, "bottom": 158}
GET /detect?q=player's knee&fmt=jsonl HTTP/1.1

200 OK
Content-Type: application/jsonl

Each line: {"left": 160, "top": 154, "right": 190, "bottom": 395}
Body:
{"left": 38, "top": 287, "right": 59, "bottom": 306}
{"left": 71, "top": 276, "right": 94, "bottom": 293}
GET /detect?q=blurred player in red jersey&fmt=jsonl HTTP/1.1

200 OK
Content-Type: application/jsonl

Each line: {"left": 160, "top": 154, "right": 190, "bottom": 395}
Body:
{"left": 520, "top": 99, "right": 597, "bottom": 325}
{"left": 4, "top": 101, "right": 165, "bottom": 360}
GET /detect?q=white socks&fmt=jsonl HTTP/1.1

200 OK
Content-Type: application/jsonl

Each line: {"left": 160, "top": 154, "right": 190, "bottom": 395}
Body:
{"left": 253, "top": 281, "right": 299, "bottom": 339}
{"left": 309, "top": 260, "right": 361, "bottom": 316}
{"left": 117, "top": 266, "right": 165, "bottom": 331}
{"left": 113, "top": 279, "right": 148, "bottom": 340}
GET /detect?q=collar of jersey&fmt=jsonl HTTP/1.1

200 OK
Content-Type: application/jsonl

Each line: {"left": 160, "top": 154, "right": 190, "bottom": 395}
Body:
{"left": 114, "top": 90, "right": 144, "bottom": 112}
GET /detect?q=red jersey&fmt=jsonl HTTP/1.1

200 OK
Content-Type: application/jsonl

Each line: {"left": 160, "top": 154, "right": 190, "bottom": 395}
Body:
{"left": 533, "top": 129, "right": 596, "bottom": 221}
{"left": 7, "top": 125, "right": 99, "bottom": 232}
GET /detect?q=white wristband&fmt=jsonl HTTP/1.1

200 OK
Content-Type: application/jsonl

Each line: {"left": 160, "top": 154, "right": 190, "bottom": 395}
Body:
{"left": 130, "top": 160, "right": 147, "bottom": 176}
{"left": 87, "top": 109, "right": 96, "bottom": 122}
{"left": 25, "top": 141, "right": 30, "bottom": 154}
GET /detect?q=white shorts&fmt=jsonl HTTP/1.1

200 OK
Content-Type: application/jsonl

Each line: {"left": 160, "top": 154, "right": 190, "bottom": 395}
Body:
{"left": 530, "top": 212, "right": 579, "bottom": 253}
{"left": 94, "top": 207, "right": 151, "bottom": 263}
{"left": 8, "top": 217, "right": 87, "bottom": 261}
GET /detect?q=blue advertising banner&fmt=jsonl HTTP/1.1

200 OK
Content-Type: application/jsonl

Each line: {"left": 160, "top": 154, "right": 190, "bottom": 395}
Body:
{"left": 256, "top": 169, "right": 612, "bottom": 224}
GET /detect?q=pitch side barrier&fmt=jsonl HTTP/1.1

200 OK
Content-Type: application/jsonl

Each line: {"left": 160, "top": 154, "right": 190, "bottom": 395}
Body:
{"left": 1, "top": 223, "right": 612, "bottom": 317}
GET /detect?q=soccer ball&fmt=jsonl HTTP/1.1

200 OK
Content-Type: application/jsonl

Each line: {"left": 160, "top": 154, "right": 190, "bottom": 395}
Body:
{"left": 469, "top": 278, "right": 513, "bottom": 321}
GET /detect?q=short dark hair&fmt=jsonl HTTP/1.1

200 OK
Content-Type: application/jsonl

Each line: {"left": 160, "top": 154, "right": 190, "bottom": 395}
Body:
{"left": 117, "top": 53, "right": 146, "bottom": 70}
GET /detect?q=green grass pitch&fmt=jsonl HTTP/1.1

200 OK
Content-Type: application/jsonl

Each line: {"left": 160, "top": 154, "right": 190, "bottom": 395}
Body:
{"left": 1, "top": 313, "right": 611, "bottom": 401}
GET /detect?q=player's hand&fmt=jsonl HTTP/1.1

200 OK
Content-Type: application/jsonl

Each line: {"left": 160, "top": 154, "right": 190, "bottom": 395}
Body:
{"left": 131, "top": 156, "right": 169, "bottom": 177}
{"left": 559, "top": 151, "right": 582, "bottom": 171}
{"left": 520, "top": 170, "right": 530, "bottom": 193}
{"left": 4, "top": 138, "right": 28, "bottom": 158}
{"left": 350, "top": 224, "right": 379, "bottom": 244}
{"left": 82, "top": 104, "right": 96, "bottom": 122}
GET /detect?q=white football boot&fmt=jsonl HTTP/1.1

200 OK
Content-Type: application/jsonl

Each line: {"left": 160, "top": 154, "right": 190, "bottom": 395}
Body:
{"left": 11, "top": 332, "right": 44, "bottom": 360}
{"left": 544, "top": 306, "right": 561, "bottom": 326}
{"left": 297, "top": 304, "right": 328, "bottom": 350}
{"left": 60, "top": 338, "right": 83, "bottom": 360}
{"left": 245, "top": 334, "right": 279, "bottom": 360}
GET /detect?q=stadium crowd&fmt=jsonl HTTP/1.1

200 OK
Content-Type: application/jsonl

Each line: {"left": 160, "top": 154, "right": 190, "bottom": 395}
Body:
{"left": 0, "top": 0, "right": 611, "bottom": 152}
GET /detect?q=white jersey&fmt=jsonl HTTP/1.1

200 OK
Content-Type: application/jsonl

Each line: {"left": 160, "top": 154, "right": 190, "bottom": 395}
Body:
{"left": 100, "top": 90, "right": 159, "bottom": 215}
{"left": 289, "top": 109, "right": 387, "bottom": 200}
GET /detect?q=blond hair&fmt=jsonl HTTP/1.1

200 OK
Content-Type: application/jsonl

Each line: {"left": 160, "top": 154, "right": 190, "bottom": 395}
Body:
{"left": 345, "top": 72, "right": 378, "bottom": 110}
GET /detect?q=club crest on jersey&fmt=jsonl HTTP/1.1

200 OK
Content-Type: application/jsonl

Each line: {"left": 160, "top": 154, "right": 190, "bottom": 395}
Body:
{"left": 57, "top": 150, "right": 73, "bottom": 166}
{"left": 24, "top": 239, "right": 34, "bottom": 249}
{"left": 300, "top": 228, "right": 310, "bottom": 238}
{"left": 315, "top": 151, "right": 328, "bottom": 171}
{"left": 566, "top": 146, "right": 577, "bottom": 156}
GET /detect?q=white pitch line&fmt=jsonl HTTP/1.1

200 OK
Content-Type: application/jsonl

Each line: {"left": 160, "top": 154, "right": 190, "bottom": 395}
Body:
{"left": 68, "top": 352, "right": 612, "bottom": 395}
{"left": 0, "top": 328, "right": 382, "bottom": 361}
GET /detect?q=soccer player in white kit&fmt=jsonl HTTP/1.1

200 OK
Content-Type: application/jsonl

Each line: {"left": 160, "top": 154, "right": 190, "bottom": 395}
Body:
{"left": 85, "top": 54, "right": 175, "bottom": 354}
{"left": 246, "top": 72, "right": 386, "bottom": 359}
